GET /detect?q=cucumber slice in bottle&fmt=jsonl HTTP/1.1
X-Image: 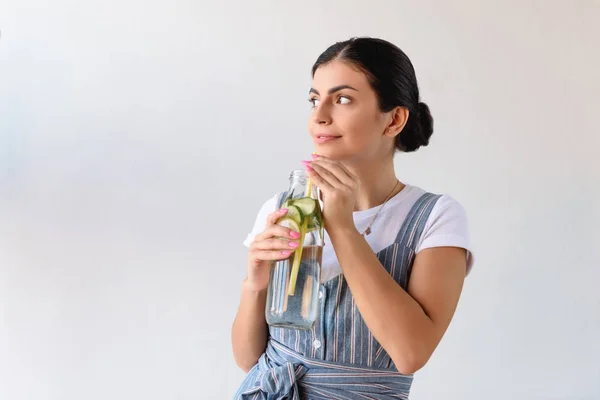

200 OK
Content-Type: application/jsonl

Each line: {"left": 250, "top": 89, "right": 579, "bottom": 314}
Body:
{"left": 276, "top": 217, "right": 301, "bottom": 233}
{"left": 284, "top": 205, "right": 304, "bottom": 225}
{"left": 293, "top": 197, "right": 317, "bottom": 217}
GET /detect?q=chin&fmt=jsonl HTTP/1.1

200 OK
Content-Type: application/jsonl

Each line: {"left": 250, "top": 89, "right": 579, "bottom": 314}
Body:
{"left": 314, "top": 147, "right": 358, "bottom": 162}
{"left": 313, "top": 145, "right": 346, "bottom": 160}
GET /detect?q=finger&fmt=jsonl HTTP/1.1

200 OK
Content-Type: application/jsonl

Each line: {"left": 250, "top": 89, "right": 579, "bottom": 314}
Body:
{"left": 250, "top": 248, "right": 295, "bottom": 262}
{"left": 266, "top": 208, "right": 290, "bottom": 227}
{"left": 254, "top": 224, "right": 300, "bottom": 242}
{"left": 311, "top": 159, "right": 355, "bottom": 188}
{"left": 308, "top": 161, "right": 345, "bottom": 189}
{"left": 252, "top": 237, "right": 300, "bottom": 251}
{"left": 312, "top": 155, "right": 356, "bottom": 181}
{"left": 304, "top": 163, "right": 334, "bottom": 192}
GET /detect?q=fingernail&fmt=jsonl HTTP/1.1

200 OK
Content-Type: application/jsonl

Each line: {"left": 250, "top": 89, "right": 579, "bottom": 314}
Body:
{"left": 282, "top": 250, "right": 292, "bottom": 256}
{"left": 280, "top": 208, "right": 288, "bottom": 213}
{"left": 289, "top": 230, "right": 300, "bottom": 239}
{"left": 288, "top": 241, "right": 299, "bottom": 248}
{"left": 301, "top": 161, "right": 313, "bottom": 172}
{"left": 311, "top": 153, "right": 319, "bottom": 159}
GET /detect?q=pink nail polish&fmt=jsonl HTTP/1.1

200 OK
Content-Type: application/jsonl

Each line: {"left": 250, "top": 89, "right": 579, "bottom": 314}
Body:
{"left": 311, "top": 153, "right": 319, "bottom": 159}
{"left": 282, "top": 250, "right": 292, "bottom": 256}
{"left": 289, "top": 230, "right": 300, "bottom": 239}
{"left": 301, "top": 161, "right": 313, "bottom": 172}
{"left": 288, "top": 241, "right": 299, "bottom": 248}
{"left": 280, "top": 208, "right": 288, "bottom": 213}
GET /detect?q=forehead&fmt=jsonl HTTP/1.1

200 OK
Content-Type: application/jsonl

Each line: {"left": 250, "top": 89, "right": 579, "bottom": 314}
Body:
{"left": 312, "top": 60, "right": 371, "bottom": 91}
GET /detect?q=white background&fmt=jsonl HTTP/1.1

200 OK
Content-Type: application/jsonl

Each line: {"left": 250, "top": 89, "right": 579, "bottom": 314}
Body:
{"left": 1, "top": 1, "right": 599, "bottom": 399}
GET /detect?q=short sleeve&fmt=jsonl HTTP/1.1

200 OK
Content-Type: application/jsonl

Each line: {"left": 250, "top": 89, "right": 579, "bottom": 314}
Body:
{"left": 242, "top": 192, "right": 283, "bottom": 248}
{"left": 415, "top": 195, "right": 474, "bottom": 274}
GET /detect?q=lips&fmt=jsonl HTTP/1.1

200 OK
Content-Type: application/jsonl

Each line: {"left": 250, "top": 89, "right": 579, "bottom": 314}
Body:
{"left": 315, "top": 134, "right": 341, "bottom": 144}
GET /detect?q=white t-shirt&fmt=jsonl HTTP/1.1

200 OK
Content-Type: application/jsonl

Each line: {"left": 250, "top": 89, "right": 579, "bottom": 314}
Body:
{"left": 244, "top": 184, "right": 474, "bottom": 283}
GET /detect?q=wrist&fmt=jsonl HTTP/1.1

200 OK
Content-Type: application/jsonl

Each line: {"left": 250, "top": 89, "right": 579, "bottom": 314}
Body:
{"left": 242, "top": 278, "right": 268, "bottom": 295}
{"left": 326, "top": 221, "right": 360, "bottom": 240}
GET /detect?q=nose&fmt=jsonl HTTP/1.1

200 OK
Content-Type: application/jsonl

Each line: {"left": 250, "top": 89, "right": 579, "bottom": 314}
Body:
{"left": 312, "top": 102, "right": 332, "bottom": 125}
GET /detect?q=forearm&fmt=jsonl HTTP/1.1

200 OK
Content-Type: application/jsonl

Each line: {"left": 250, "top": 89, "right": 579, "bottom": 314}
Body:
{"left": 327, "top": 225, "right": 435, "bottom": 373}
{"left": 231, "top": 280, "right": 269, "bottom": 372}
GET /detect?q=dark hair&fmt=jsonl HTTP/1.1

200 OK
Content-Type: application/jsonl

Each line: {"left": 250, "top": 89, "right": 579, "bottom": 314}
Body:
{"left": 311, "top": 37, "right": 433, "bottom": 152}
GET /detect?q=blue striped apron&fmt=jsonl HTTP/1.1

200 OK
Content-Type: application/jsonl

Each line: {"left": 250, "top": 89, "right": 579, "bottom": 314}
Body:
{"left": 235, "top": 192, "right": 442, "bottom": 399}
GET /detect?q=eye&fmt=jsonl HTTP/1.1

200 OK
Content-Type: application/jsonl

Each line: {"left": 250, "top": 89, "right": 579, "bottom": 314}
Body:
{"left": 338, "top": 96, "right": 351, "bottom": 105}
{"left": 309, "top": 97, "right": 320, "bottom": 108}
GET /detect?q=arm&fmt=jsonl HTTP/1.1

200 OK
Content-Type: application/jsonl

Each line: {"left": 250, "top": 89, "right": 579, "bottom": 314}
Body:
{"left": 231, "top": 205, "right": 301, "bottom": 372}
{"left": 305, "top": 155, "right": 468, "bottom": 374}
{"left": 231, "top": 280, "right": 269, "bottom": 373}
{"left": 328, "top": 225, "right": 467, "bottom": 374}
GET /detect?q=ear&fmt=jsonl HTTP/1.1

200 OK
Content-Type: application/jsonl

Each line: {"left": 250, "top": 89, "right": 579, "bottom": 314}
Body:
{"left": 383, "top": 106, "right": 409, "bottom": 138}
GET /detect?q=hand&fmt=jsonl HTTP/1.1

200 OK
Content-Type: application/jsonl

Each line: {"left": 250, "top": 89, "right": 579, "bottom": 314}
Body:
{"left": 246, "top": 208, "right": 301, "bottom": 292}
{"left": 302, "top": 155, "right": 358, "bottom": 231}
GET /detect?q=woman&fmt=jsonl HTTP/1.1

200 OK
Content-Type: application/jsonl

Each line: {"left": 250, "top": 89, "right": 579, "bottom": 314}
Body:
{"left": 232, "top": 37, "right": 473, "bottom": 399}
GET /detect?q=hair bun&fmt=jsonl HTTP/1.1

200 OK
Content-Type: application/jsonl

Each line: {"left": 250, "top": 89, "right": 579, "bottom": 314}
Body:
{"left": 396, "top": 102, "right": 434, "bottom": 152}
{"left": 417, "top": 102, "right": 434, "bottom": 146}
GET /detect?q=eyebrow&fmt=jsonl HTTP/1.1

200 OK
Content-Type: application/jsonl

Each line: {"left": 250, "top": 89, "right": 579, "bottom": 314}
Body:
{"left": 309, "top": 85, "right": 359, "bottom": 96}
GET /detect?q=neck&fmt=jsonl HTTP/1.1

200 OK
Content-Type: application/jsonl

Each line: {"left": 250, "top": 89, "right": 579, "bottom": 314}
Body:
{"left": 344, "top": 157, "right": 403, "bottom": 211}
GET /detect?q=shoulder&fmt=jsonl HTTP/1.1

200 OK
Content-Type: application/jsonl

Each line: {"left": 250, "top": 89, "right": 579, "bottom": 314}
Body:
{"left": 430, "top": 194, "right": 468, "bottom": 225}
{"left": 414, "top": 190, "right": 474, "bottom": 273}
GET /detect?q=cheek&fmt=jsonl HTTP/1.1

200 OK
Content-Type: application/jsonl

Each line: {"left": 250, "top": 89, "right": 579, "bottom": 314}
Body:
{"left": 340, "top": 109, "right": 382, "bottom": 140}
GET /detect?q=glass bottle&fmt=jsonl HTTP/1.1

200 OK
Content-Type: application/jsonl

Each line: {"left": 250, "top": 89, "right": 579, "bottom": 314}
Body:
{"left": 265, "top": 169, "right": 324, "bottom": 330}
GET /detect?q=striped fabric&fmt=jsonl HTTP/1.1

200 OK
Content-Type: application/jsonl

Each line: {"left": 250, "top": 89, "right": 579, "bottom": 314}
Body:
{"left": 234, "top": 192, "right": 442, "bottom": 399}
{"left": 237, "top": 340, "right": 414, "bottom": 400}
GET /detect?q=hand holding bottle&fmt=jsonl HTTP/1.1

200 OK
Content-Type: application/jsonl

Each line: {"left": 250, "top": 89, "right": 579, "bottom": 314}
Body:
{"left": 246, "top": 209, "right": 300, "bottom": 292}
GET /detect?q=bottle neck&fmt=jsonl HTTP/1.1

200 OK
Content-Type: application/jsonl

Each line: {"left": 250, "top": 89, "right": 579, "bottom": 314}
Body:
{"left": 289, "top": 169, "right": 308, "bottom": 185}
{"left": 287, "top": 169, "right": 315, "bottom": 200}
